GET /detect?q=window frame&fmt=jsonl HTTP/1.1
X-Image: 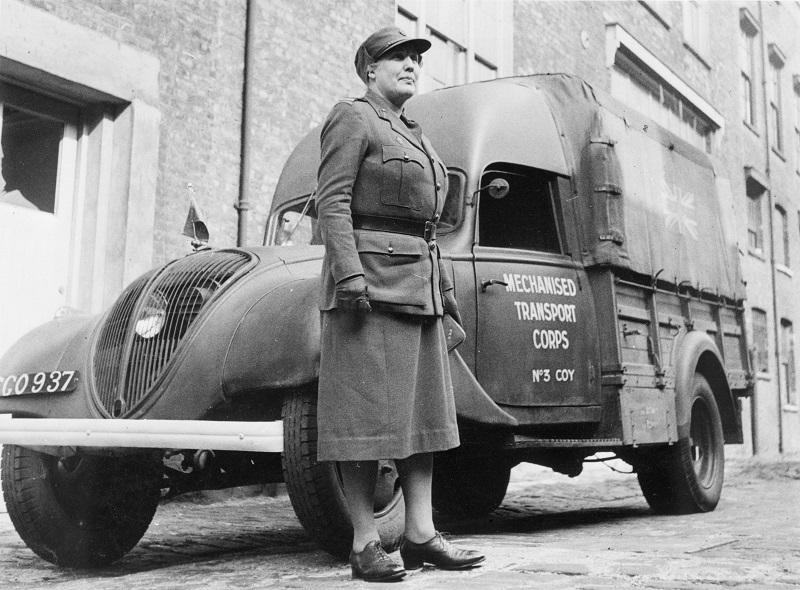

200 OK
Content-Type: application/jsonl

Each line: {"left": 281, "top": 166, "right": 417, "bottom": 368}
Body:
{"left": 1, "top": 84, "right": 81, "bottom": 216}
{"left": 775, "top": 204, "right": 790, "bottom": 268}
{"left": 746, "top": 174, "right": 767, "bottom": 257}
{"left": 682, "top": 0, "right": 710, "bottom": 59}
{"left": 747, "top": 194, "right": 763, "bottom": 253}
{"left": 396, "top": 0, "right": 511, "bottom": 92}
{"left": 794, "top": 74, "right": 800, "bottom": 175}
{"left": 781, "top": 318, "right": 797, "bottom": 405}
{"left": 739, "top": 10, "right": 760, "bottom": 129}
{"left": 606, "top": 24, "right": 721, "bottom": 154}
{"left": 768, "top": 43, "right": 786, "bottom": 155}
{"left": 752, "top": 307, "right": 770, "bottom": 374}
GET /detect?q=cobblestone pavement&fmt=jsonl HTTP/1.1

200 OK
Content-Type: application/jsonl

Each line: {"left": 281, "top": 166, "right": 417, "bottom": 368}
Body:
{"left": 0, "top": 455, "right": 798, "bottom": 589}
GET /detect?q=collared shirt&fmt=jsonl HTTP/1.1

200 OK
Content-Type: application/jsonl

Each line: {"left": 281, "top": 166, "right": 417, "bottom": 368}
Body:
{"left": 363, "top": 89, "right": 423, "bottom": 145}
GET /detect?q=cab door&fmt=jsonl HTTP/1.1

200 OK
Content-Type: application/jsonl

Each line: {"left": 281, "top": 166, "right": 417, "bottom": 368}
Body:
{"left": 473, "top": 166, "right": 601, "bottom": 422}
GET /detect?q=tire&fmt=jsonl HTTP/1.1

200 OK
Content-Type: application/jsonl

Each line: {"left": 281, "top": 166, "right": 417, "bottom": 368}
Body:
{"left": 1, "top": 445, "right": 161, "bottom": 568}
{"left": 636, "top": 373, "right": 724, "bottom": 514}
{"left": 281, "top": 389, "right": 405, "bottom": 560}
{"left": 432, "top": 454, "right": 510, "bottom": 517}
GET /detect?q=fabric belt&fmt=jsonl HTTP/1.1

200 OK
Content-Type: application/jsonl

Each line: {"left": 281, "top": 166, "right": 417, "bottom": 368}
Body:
{"left": 352, "top": 214, "right": 437, "bottom": 241}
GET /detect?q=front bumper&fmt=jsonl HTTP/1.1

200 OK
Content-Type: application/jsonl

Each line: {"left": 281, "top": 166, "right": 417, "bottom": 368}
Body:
{"left": 0, "top": 415, "right": 283, "bottom": 452}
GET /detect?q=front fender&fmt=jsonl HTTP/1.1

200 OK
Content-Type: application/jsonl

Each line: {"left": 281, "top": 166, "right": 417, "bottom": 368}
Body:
{"left": 223, "top": 276, "right": 321, "bottom": 396}
{"left": 0, "top": 314, "right": 98, "bottom": 418}
{"left": 0, "top": 315, "right": 95, "bottom": 375}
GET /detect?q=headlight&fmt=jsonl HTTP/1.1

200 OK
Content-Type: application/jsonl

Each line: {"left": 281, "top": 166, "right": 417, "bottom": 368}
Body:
{"left": 134, "top": 291, "right": 168, "bottom": 339}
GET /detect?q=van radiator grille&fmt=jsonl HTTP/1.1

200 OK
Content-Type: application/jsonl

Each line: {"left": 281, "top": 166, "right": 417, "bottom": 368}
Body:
{"left": 92, "top": 251, "right": 252, "bottom": 417}
{"left": 92, "top": 273, "right": 152, "bottom": 412}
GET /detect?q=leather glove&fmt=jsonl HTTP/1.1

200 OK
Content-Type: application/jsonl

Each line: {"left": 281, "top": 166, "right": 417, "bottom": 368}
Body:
{"left": 335, "top": 275, "right": 372, "bottom": 312}
{"left": 442, "top": 288, "right": 462, "bottom": 325}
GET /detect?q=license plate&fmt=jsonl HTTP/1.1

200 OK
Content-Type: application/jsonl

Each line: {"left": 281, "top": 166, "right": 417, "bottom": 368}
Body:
{"left": 0, "top": 370, "right": 80, "bottom": 397}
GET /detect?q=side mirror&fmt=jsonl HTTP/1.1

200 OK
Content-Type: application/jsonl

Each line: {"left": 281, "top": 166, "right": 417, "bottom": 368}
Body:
{"left": 469, "top": 177, "right": 510, "bottom": 205}
{"left": 486, "top": 178, "right": 510, "bottom": 199}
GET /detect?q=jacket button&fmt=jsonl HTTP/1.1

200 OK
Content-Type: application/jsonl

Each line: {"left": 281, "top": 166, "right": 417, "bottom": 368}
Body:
{"left": 436, "top": 182, "right": 442, "bottom": 191}
{"left": 403, "top": 153, "right": 409, "bottom": 161}
{"left": 387, "top": 246, "right": 394, "bottom": 254}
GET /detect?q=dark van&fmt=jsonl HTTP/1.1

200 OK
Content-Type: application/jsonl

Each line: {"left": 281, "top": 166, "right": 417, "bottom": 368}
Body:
{"left": 0, "top": 74, "right": 750, "bottom": 567}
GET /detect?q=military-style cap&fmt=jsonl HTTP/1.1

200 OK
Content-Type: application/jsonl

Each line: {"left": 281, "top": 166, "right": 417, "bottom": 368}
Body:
{"left": 354, "top": 26, "right": 431, "bottom": 83}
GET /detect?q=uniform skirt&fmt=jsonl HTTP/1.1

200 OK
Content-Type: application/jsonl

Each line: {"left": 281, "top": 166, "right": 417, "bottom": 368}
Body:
{"left": 317, "top": 309, "right": 460, "bottom": 462}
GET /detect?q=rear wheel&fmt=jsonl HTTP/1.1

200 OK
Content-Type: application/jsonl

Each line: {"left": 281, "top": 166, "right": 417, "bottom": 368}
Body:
{"left": 1, "top": 445, "right": 161, "bottom": 567}
{"left": 281, "top": 389, "right": 405, "bottom": 559}
{"left": 432, "top": 454, "right": 510, "bottom": 517}
{"left": 637, "top": 373, "right": 724, "bottom": 514}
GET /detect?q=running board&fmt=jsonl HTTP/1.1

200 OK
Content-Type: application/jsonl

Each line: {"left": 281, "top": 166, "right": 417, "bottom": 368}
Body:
{"left": 512, "top": 435, "right": 623, "bottom": 448}
{"left": 0, "top": 415, "right": 283, "bottom": 452}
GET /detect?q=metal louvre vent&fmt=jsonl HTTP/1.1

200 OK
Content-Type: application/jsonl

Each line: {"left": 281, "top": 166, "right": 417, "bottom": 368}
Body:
{"left": 92, "top": 273, "right": 153, "bottom": 409}
{"left": 92, "top": 251, "right": 253, "bottom": 417}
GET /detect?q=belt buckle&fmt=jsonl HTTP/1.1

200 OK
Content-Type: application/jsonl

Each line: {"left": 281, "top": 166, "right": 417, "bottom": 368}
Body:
{"left": 424, "top": 220, "right": 436, "bottom": 241}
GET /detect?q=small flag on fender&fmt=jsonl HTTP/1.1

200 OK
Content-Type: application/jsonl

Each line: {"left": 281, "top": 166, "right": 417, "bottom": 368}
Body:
{"left": 182, "top": 196, "right": 209, "bottom": 244}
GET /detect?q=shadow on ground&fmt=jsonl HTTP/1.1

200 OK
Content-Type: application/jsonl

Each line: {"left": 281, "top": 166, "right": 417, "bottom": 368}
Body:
{"left": 63, "top": 488, "right": 654, "bottom": 578}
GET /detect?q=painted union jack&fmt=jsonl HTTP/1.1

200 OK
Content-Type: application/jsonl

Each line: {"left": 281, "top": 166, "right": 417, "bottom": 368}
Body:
{"left": 662, "top": 180, "right": 699, "bottom": 240}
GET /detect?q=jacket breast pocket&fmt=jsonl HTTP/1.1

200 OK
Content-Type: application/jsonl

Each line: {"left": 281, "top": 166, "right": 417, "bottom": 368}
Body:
{"left": 380, "top": 145, "right": 426, "bottom": 211}
{"left": 356, "top": 232, "right": 429, "bottom": 307}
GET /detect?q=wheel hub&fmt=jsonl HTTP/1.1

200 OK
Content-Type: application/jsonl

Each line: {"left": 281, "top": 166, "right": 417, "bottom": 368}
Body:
{"left": 689, "top": 399, "right": 716, "bottom": 487}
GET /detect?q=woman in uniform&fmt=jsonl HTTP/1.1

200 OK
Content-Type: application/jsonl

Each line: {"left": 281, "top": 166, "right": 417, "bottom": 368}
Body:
{"left": 315, "top": 26, "right": 486, "bottom": 582}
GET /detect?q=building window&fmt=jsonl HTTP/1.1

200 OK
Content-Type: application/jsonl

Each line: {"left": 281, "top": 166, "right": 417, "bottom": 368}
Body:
{"left": 397, "top": 0, "right": 512, "bottom": 92}
{"left": 752, "top": 308, "right": 769, "bottom": 373}
{"left": 425, "top": 30, "right": 467, "bottom": 89}
{"left": 740, "top": 9, "right": 759, "bottom": 128}
{"left": 682, "top": 0, "right": 709, "bottom": 57}
{"left": 796, "top": 125, "right": 800, "bottom": 174}
{"left": 796, "top": 125, "right": 800, "bottom": 175}
{"left": 794, "top": 75, "right": 800, "bottom": 174}
{"left": 612, "top": 50, "right": 715, "bottom": 152}
{"left": 769, "top": 44, "right": 785, "bottom": 154}
{"left": 781, "top": 319, "right": 796, "bottom": 405}
{"left": 746, "top": 176, "right": 766, "bottom": 255}
{"left": 606, "top": 25, "right": 722, "bottom": 154}
{"left": 0, "top": 101, "right": 71, "bottom": 213}
{"left": 776, "top": 205, "right": 790, "bottom": 267}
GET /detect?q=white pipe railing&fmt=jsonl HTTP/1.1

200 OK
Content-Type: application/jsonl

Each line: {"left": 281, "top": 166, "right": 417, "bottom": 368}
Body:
{"left": 0, "top": 415, "right": 283, "bottom": 452}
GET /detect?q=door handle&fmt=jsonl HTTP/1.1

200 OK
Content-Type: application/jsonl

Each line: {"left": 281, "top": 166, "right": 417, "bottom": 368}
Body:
{"left": 480, "top": 278, "right": 508, "bottom": 292}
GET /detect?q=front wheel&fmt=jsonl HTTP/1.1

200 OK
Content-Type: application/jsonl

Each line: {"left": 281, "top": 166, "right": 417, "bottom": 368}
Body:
{"left": 636, "top": 373, "right": 724, "bottom": 514}
{"left": 281, "top": 389, "right": 405, "bottom": 559}
{"left": 1, "top": 445, "right": 162, "bottom": 568}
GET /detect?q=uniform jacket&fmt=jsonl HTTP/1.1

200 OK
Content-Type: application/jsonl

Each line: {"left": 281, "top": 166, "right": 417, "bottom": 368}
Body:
{"left": 316, "top": 90, "right": 452, "bottom": 316}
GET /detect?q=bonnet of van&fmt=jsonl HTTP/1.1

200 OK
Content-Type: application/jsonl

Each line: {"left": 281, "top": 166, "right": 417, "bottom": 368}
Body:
{"left": 523, "top": 74, "right": 743, "bottom": 302}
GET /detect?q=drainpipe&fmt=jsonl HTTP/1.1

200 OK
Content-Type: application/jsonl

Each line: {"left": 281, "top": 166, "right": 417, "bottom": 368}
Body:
{"left": 236, "top": 0, "right": 256, "bottom": 246}
{"left": 758, "top": 2, "right": 784, "bottom": 454}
